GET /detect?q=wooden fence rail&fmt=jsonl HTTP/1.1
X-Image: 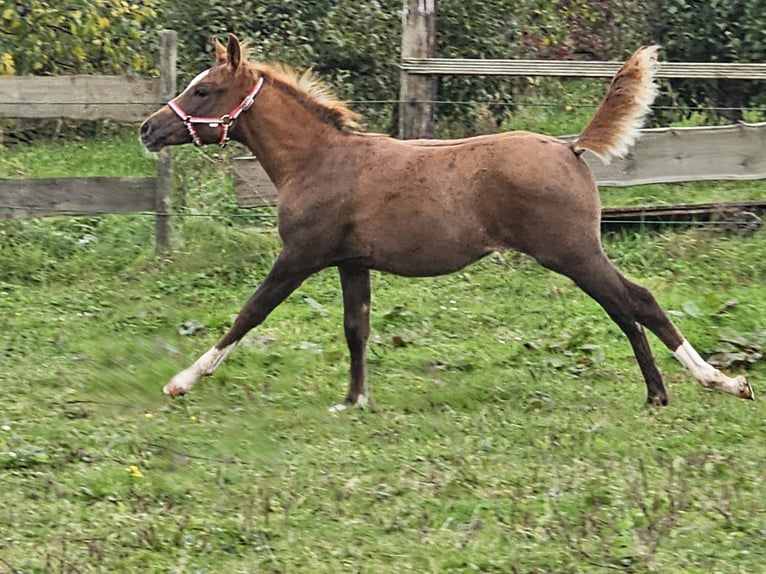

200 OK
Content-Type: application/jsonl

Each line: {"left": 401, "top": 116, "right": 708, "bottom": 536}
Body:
{"left": 0, "top": 30, "right": 177, "bottom": 252}
{"left": 233, "top": 121, "right": 766, "bottom": 212}
{"left": 0, "top": 76, "right": 162, "bottom": 121}
{"left": 0, "top": 177, "right": 158, "bottom": 219}
{"left": 399, "top": 59, "right": 766, "bottom": 79}
{"left": 233, "top": 122, "right": 766, "bottom": 202}
{"left": 584, "top": 121, "right": 766, "bottom": 186}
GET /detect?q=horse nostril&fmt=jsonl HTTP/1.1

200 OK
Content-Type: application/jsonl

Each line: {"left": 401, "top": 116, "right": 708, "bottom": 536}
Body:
{"left": 139, "top": 121, "right": 151, "bottom": 138}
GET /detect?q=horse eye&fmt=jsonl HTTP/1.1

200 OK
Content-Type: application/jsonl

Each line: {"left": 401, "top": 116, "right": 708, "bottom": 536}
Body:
{"left": 193, "top": 86, "right": 209, "bottom": 97}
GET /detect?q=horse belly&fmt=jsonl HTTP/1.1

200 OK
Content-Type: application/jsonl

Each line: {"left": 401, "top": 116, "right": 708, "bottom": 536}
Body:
{"left": 357, "top": 209, "right": 491, "bottom": 277}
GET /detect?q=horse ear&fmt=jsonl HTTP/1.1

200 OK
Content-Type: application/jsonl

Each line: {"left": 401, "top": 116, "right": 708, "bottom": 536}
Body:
{"left": 214, "top": 37, "right": 227, "bottom": 65}
{"left": 227, "top": 33, "right": 241, "bottom": 70}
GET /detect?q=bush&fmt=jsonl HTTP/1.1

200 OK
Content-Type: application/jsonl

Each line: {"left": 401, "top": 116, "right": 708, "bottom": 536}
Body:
{"left": 1, "top": 1, "right": 764, "bottom": 134}
{"left": 646, "top": 0, "right": 766, "bottom": 122}
{"left": 159, "top": 0, "right": 654, "bottom": 134}
{"left": 0, "top": 0, "right": 161, "bottom": 75}
{"left": 437, "top": 0, "right": 649, "bottom": 134}
{"left": 0, "top": 1, "right": 162, "bottom": 141}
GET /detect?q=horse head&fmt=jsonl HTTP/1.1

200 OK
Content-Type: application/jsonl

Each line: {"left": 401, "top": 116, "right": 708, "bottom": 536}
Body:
{"left": 140, "top": 34, "right": 262, "bottom": 151}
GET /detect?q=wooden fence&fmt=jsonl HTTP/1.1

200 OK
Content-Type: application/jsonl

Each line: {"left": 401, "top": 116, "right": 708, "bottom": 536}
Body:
{"left": 232, "top": 120, "right": 766, "bottom": 211}
{"left": 398, "top": 0, "right": 766, "bottom": 140}
{"left": 0, "top": 30, "right": 177, "bottom": 252}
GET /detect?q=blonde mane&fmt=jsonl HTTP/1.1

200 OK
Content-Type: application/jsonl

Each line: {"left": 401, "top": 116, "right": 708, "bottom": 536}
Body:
{"left": 246, "top": 59, "right": 363, "bottom": 131}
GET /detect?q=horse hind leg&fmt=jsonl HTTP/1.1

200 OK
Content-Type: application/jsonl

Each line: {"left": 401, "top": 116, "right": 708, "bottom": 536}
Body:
{"left": 330, "top": 266, "right": 374, "bottom": 413}
{"left": 533, "top": 249, "right": 667, "bottom": 404}
{"left": 621, "top": 278, "right": 753, "bottom": 400}
{"left": 544, "top": 250, "right": 753, "bottom": 404}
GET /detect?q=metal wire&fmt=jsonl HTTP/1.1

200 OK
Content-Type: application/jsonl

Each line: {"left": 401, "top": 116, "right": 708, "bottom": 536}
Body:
{"left": 0, "top": 205, "right": 276, "bottom": 218}
{"left": 2, "top": 204, "right": 759, "bottom": 227}
{"left": 4, "top": 99, "right": 766, "bottom": 114}
{"left": 350, "top": 100, "right": 766, "bottom": 114}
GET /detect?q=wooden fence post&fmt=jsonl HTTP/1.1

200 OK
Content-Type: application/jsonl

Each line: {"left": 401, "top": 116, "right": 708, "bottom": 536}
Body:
{"left": 399, "top": 0, "right": 437, "bottom": 139}
{"left": 155, "top": 29, "right": 177, "bottom": 254}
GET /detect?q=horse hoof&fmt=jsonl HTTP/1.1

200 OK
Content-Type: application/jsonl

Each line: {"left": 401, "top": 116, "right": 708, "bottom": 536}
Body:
{"left": 329, "top": 394, "right": 373, "bottom": 414}
{"left": 328, "top": 403, "right": 348, "bottom": 414}
{"left": 736, "top": 375, "right": 755, "bottom": 400}
{"left": 163, "top": 383, "right": 188, "bottom": 397}
{"left": 646, "top": 392, "right": 669, "bottom": 407}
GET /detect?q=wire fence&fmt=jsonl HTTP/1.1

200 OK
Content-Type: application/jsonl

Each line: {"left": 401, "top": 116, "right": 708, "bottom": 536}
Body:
{"left": 3, "top": 99, "right": 766, "bottom": 113}
{"left": 2, "top": 203, "right": 762, "bottom": 229}
{"left": 352, "top": 101, "right": 766, "bottom": 114}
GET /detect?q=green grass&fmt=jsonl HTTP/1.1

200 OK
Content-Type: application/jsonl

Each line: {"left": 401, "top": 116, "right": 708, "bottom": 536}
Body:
{"left": 1, "top": 132, "right": 765, "bottom": 573}
{"left": 0, "top": 131, "right": 156, "bottom": 178}
{"left": 600, "top": 180, "right": 766, "bottom": 209}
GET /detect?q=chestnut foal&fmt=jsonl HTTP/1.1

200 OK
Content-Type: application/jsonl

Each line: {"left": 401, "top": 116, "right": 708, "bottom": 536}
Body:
{"left": 139, "top": 35, "right": 753, "bottom": 409}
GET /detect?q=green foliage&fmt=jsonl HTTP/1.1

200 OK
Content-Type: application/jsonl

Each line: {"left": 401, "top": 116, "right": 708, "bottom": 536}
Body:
{"left": 160, "top": 0, "right": 653, "bottom": 134}
{"left": 0, "top": 0, "right": 161, "bottom": 75}
{"left": 435, "top": 0, "right": 650, "bottom": 134}
{"left": 646, "top": 0, "right": 766, "bottom": 122}
{"left": 648, "top": 0, "right": 765, "bottom": 65}
{"left": 1, "top": 1, "right": 764, "bottom": 134}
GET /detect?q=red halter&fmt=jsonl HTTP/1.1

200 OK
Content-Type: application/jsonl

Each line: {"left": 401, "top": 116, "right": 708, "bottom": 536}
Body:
{"left": 168, "top": 76, "right": 264, "bottom": 147}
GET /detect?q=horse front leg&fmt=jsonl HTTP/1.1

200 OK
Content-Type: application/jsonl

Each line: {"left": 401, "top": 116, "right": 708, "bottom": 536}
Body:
{"left": 164, "top": 251, "right": 313, "bottom": 397}
{"left": 330, "top": 266, "right": 373, "bottom": 413}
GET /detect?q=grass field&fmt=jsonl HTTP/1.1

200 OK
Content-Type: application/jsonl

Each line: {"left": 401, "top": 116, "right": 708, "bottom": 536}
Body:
{"left": 1, "top": 133, "right": 765, "bottom": 573}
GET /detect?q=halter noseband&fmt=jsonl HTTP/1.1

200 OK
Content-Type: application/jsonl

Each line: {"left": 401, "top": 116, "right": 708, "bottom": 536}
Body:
{"left": 168, "top": 76, "right": 264, "bottom": 148}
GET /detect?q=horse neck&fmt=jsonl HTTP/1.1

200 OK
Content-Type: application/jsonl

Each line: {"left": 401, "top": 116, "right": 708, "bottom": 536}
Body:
{"left": 234, "top": 83, "right": 338, "bottom": 188}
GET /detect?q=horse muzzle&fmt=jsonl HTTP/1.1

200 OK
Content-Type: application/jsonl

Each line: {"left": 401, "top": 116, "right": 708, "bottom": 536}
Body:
{"left": 139, "top": 107, "right": 190, "bottom": 152}
{"left": 139, "top": 122, "right": 161, "bottom": 152}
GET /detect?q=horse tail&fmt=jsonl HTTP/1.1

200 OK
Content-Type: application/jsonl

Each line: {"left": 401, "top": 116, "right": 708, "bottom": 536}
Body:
{"left": 570, "top": 45, "right": 660, "bottom": 164}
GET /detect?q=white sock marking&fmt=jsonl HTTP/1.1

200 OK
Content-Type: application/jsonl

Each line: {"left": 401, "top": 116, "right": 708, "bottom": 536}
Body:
{"left": 164, "top": 343, "right": 236, "bottom": 396}
{"left": 674, "top": 340, "right": 753, "bottom": 399}
{"left": 329, "top": 393, "right": 368, "bottom": 414}
{"left": 674, "top": 340, "right": 718, "bottom": 381}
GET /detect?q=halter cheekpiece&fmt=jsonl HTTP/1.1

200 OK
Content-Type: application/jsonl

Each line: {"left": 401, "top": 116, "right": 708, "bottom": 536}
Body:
{"left": 168, "top": 76, "right": 264, "bottom": 147}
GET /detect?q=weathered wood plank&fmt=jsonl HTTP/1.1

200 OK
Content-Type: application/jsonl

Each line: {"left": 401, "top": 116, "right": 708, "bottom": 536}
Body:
{"left": 0, "top": 177, "right": 158, "bottom": 219}
{"left": 601, "top": 200, "right": 766, "bottom": 230}
{"left": 0, "top": 75, "right": 161, "bottom": 121}
{"left": 585, "top": 121, "right": 766, "bottom": 186}
{"left": 602, "top": 200, "right": 766, "bottom": 220}
{"left": 400, "top": 58, "right": 766, "bottom": 79}
{"left": 232, "top": 153, "right": 766, "bottom": 230}
{"left": 233, "top": 122, "right": 766, "bottom": 209}
{"left": 399, "top": 0, "right": 437, "bottom": 139}
{"left": 154, "top": 30, "right": 178, "bottom": 253}
{"left": 232, "top": 151, "right": 766, "bottom": 228}
{"left": 233, "top": 156, "right": 278, "bottom": 208}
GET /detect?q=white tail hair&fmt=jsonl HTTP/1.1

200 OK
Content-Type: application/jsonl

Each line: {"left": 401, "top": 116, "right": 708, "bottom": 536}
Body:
{"left": 571, "top": 45, "right": 660, "bottom": 164}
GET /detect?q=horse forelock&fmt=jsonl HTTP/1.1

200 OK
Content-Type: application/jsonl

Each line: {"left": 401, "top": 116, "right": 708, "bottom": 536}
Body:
{"left": 245, "top": 60, "right": 362, "bottom": 131}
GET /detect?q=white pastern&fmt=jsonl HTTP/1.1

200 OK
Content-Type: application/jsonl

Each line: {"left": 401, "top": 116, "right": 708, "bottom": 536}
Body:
{"left": 674, "top": 340, "right": 754, "bottom": 399}
{"left": 163, "top": 343, "right": 236, "bottom": 397}
{"left": 163, "top": 367, "right": 198, "bottom": 397}
{"left": 329, "top": 394, "right": 368, "bottom": 414}
{"left": 328, "top": 403, "right": 348, "bottom": 414}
